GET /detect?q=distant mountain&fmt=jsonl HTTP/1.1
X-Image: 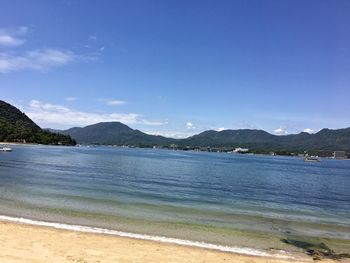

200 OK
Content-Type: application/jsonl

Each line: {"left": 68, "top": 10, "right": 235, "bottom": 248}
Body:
{"left": 0, "top": 100, "right": 76, "bottom": 145}
{"left": 3, "top": 98, "right": 348, "bottom": 151}
{"left": 61, "top": 121, "right": 350, "bottom": 152}
{"left": 180, "top": 129, "right": 276, "bottom": 149}
{"left": 62, "top": 122, "right": 175, "bottom": 147}
{"left": 181, "top": 128, "right": 350, "bottom": 151}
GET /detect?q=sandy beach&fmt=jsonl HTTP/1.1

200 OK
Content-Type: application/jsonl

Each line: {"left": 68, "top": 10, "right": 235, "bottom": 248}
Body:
{"left": 0, "top": 220, "right": 321, "bottom": 263}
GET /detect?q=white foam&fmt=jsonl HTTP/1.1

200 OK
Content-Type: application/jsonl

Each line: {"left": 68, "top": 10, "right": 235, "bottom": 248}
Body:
{"left": 0, "top": 214, "right": 294, "bottom": 259}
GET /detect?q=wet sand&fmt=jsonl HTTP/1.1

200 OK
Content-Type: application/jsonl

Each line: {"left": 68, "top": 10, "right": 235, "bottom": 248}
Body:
{"left": 0, "top": 220, "right": 335, "bottom": 263}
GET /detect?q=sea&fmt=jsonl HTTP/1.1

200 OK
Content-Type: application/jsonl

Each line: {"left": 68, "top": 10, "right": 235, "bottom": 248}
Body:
{"left": 0, "top": 145, "right": 349, "bottom": 258}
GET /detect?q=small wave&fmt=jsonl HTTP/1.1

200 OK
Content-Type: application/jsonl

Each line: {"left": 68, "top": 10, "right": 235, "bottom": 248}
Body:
{"left": 0, "top": 214, "right": 294, "bottom": 259}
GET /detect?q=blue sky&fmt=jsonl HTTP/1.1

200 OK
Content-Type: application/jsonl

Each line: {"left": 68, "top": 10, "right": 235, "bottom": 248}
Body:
{"left": 1, "top": 0, "right": 349, "bottom": 138}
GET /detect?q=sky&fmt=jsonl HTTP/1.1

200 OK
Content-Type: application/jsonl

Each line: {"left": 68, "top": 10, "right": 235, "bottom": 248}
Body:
{"left": 0, "top": 0, "right": 349, "bottom": 138}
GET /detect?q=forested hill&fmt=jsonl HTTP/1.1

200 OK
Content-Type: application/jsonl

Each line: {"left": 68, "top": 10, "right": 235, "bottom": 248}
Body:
{"left": 0, "top": 100, "right": 76, "bottom": 145}
{"left": 62, "top": 122, "right": 175, "bottom": 147}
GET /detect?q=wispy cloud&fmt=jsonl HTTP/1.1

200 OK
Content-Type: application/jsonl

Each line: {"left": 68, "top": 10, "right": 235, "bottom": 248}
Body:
{"left": 303, "top": 128, "right": 314, "bottom": 134}
{"left": 106, "top": 100, "right": 127, "bottom": 106}
{"left": 255, "top": 111, "right": 349, "bottom": 130}
{"left": 274, "top": 127, "right": 288, "bottom": 135}
{"left": 0, "top": 49, "right": 75, "bottom": 73}
{"left": 217, "top": 127, "right": 225, "bottom": 131}
{"left": 0, "top": 26, "right": 95, "bottom": 73}
{"left": 0, "top": 26, "right": 28, "bottom": 47}
{"left": 65, "top": 97, "right": 77, "bottom": 101}
{"left": 141, "top": 119, "right": 168, "bottom": 126}
{"left": 98, "top": 98, "right": 127, "bottom": 106}
{"left": 145, "top": 130, "right": 195, "bottom": 139}
{"left": 26, "top": 100, "right": 166, "bottom": 128}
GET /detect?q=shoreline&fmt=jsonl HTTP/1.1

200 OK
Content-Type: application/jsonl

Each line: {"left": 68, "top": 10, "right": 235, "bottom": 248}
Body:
{"left": 2, "top": 142, "right": 349, "bottom": 160}
{"left": 0, "top": 217, "right": 315, "bottom": 263}
{"left": 0, "top": 215, "right": 297, "bottom": 260}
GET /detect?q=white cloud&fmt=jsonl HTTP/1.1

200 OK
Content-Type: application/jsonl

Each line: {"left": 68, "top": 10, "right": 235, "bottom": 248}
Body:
{"left": 0, "top": 26, "right": 28, "bottom": 47}
{"left": 29, "top": 100, "right": 71, "bottom": 112}
{"left": 274, "top": 127, "right": 288, "bottom": 135}
{"left": 0, "top": 49, "right": 75, "bottom": 73}
{"left": 0, "top": 34, "right": 25, "bottom": 47}
{"left": 0, "top": 26, "right": 97, "bottom": 73}
{"left": 98, "top": 98, "right": 128, "bottom": 106}
{"left": 65, "top": 97, "right": 77, "bottom": 101}
{"left": 106, "top": 100, "right": 127, "bottom": 106}
{"left": 186, "top": 122, "right": 194, "bottom": 129}
{"left": 26, "top": 100, "right": 166, "bottom": 128}
{"left": 217, "top": 127, "right": 225, "bottom": 131}
{"left": 303, "top": 128, "right": 314, "bottom": 134}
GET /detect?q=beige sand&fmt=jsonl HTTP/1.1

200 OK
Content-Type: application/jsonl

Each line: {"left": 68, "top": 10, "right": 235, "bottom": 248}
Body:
{"left": 0, "top": 221, "right": 344, "bottom": 263}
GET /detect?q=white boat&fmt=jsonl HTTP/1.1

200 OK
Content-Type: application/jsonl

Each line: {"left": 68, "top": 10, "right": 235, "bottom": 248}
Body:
{"left": 304, "top": 155, "right": 319, "bottom": 162}
{"left": 0, "top": 147, "right": 12, "bottom": 152}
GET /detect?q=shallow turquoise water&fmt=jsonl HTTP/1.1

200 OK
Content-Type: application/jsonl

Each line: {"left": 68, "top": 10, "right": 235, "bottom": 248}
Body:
{"left": 0, "top": 145, "right": 349, "bottom": 251}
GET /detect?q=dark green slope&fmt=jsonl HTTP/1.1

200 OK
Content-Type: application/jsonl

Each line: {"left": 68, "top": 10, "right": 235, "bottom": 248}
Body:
{"left": 279, "top": 128, "right": 350, "bottom": 151}
{"left": 0, "top": 100, "right": 75, "bottom": 145}
{"left": 62, "top": 122, "right": 175, "bottom": 146}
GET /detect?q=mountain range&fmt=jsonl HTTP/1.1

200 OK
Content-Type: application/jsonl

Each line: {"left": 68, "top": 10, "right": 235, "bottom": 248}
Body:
{"left": 61, "top": 122, "right": 350, "bottom": 152}
{"left": 1, "top": 100, "right": 349, "bottom": 152}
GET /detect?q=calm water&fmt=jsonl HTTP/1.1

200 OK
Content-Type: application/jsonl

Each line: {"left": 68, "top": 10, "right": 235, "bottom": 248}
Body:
{"left": 0, "top": 145, "right": 349, "bottom": 252}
